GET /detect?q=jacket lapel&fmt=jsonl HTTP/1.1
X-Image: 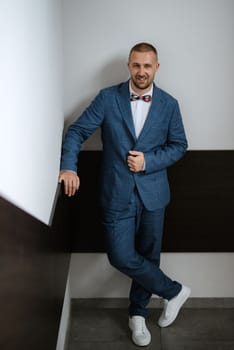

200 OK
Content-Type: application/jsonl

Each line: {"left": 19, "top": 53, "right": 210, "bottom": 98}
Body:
{"left": 136, "top": 85, "right": 165, "bottom": 143}
{"left": 116, "top": 80, "right": 136, "bottom": 141}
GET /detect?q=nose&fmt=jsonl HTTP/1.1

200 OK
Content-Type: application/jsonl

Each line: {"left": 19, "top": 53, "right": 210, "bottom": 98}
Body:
{"left": 137, "top": 66, "right": 145, "bottom": 76}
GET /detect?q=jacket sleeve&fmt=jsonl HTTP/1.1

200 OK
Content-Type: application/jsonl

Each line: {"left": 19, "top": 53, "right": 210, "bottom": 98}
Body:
{"left": 60, "top": 91, "right": 105, "bottom": 172}
{"left": 144, "top": 101, "right": 188, "bottom": 173}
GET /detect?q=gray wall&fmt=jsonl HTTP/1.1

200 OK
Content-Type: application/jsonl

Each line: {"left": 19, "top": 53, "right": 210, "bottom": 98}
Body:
{"left": 63, "top": 0, "right": 234, "bottom": 150}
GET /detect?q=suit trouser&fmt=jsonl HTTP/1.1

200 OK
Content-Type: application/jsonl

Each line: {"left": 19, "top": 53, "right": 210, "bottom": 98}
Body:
{"left": 102, "top": 189, "right": 182, "bottom": 318}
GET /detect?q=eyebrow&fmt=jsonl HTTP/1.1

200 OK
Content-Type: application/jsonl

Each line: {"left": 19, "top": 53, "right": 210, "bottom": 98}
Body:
{"left": 131, "top": 62, "right": 153, "bottom": 67}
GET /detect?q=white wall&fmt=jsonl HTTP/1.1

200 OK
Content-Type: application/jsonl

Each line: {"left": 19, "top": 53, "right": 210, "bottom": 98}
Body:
{"left": 70, "top": 253, "right": 234, "bottom": 298}
{"left": 63, "top": 0, "right": 234, "bottom": 297}
{"left": 0, "top": 0, "right": 64, "bottom": 224}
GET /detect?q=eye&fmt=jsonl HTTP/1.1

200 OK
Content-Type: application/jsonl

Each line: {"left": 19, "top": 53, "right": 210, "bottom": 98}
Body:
{"left": 144, "top": 64, "right": 152, "bottom": 69}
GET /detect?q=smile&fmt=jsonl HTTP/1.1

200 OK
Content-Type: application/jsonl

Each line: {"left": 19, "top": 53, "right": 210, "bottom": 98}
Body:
{"left": 136, "top": 76, "right": 147, "bottom": 81}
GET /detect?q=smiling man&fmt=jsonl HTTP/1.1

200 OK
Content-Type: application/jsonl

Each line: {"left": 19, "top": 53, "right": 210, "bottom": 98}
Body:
{"left": 128, "top": 45, "right": 160, "bottom": 93}
{"left": 59, "top": 42, "right": 191, "bottom": 347}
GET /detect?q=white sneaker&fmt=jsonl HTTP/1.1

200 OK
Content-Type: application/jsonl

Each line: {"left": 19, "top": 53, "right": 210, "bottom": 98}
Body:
{"left": 129, "top": 315, "right": 151, "bottom": 347}
{"left": 158, "top": 285, "right": 191, "bottom": 328}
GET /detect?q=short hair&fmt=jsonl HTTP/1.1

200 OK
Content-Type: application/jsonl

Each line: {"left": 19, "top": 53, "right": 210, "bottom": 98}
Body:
{"left": 128, "top": 42, "right": 158, "bottom": 62}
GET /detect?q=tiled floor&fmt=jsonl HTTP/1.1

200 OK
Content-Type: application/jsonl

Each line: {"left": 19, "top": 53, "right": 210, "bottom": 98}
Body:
{"left": 66, "top": 299, "right": 234, "bottom": 350}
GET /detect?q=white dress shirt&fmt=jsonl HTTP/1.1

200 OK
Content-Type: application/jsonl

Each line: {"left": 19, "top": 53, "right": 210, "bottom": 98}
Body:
{"left": 129, "top": 82, "right": 153, "bottom": 138}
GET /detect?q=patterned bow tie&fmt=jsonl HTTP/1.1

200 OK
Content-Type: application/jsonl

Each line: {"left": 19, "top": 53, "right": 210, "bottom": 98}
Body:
{"left": 130, "top": 93, "right": 152, "bottom": 102}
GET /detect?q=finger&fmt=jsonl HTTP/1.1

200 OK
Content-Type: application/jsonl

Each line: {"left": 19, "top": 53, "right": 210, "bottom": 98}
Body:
{"left": 128, "top": 161, "right": 135, "bottom": 170}
{"left": 72, "top": 178, "right": 79, "bottom": 195}
{"left": 129, "top": 165, "right": 136, "bottom": 172}
{"left": 67, "top": 180, "right": 72, "bottom": 196}
{"left": 63, "top": 177, "right": 73, "bottom": 196}
{"left": 65, "top": 179, "right": 71, "bottom": 196}
{"left": 129, "top": 150, "right": 141, "bottom": 156}
{"left": 127, "top": 156, "right": 136, "bottom": 165}
{"left": 68, "top": 179, "right": 76, "bottom": 196}
{"left": 70, "top": 177, "right": 80, "bottom": 196}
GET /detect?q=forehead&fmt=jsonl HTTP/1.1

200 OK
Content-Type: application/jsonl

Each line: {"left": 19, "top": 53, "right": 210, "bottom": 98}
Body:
{"left": 129, "top": 50, "right": 157, "bottom": 64}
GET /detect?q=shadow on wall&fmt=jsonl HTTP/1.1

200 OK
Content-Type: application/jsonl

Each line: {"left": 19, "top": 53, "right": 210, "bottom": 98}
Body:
{"left": 64, "top": 56, "right": 129, "bottom": 150}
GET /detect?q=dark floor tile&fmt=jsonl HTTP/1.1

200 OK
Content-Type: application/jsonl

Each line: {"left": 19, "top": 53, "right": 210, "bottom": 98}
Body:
{"left": 68, "top": 341, "right": 139, "bottom": 350}
{"left": 161, "top": 309, "right": 234, "bottom": 350}
{"left": 66, "top": 305, "right": 234, "bottom": 350}
{"left": 69, "top": 309, "right": 125, "bottom": 342}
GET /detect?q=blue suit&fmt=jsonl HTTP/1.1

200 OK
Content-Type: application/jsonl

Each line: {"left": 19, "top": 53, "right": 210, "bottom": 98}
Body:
{"left": 60, "top": 80, "right": 188, "bottom": 317}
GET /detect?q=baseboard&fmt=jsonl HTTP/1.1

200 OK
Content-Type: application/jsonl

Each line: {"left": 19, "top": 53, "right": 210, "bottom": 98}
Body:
{"left": 56, "top": 273, "right": 71, "bottom": 350}
{"left": 71, "top": 297, "right": 234, "bottom": 309}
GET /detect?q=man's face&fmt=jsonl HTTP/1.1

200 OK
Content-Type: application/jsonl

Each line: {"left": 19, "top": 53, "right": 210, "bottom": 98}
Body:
{"left": 128, "top": 50, "right": 160, "bottom": 94}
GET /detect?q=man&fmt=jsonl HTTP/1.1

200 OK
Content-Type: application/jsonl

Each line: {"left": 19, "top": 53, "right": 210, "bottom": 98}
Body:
{"left": 59, "top": 42, "right": 191, "bottom": 347}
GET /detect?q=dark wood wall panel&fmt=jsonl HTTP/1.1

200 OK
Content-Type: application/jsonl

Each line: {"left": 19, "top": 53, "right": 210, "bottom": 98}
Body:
{"left": 67, "top": 150, "right": 234, "bottom": 252}
{"left": 0, "top": 188, "right": 70, "bottom": 350}
{"left": 164, "top": 150, "right": 234, "bottom": 251}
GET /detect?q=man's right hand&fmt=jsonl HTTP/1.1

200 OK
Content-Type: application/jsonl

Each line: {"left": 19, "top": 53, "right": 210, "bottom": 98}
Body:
{"left": 58, "top": 170, "right": 80, "bottom": 197}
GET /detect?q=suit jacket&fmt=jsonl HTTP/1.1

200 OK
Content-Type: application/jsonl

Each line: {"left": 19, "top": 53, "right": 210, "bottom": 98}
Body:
{"left": 60, "top": 80, "right": 188, "bottom": 211}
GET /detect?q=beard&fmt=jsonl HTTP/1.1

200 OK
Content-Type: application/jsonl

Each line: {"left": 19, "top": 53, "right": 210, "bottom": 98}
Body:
{"left": 131, "top": 75, "right": 153, "bottom": 91}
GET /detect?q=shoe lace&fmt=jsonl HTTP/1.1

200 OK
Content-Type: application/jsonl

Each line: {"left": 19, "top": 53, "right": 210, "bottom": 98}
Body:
{"left": 134, "top": 318, "right": 145, "bottom": 334}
